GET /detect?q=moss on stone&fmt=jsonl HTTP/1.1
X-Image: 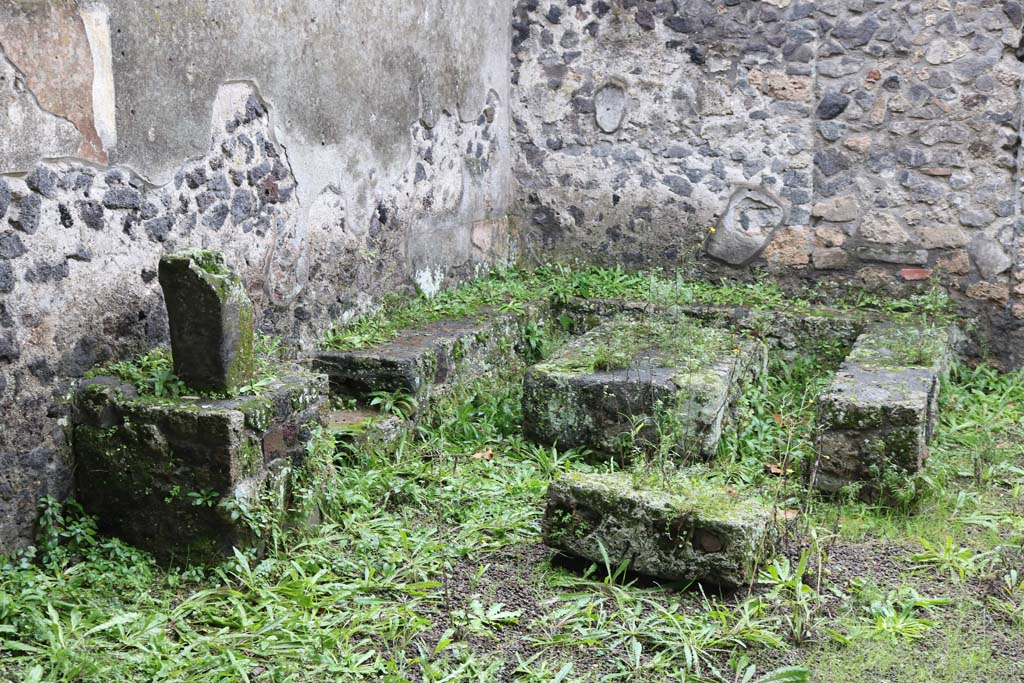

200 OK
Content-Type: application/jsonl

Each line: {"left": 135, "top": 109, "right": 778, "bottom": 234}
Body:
{"left": 559, "top": 471, "right": 766, "bottom": 522}
{"left": 536, "top": 315, "right": 735, "bottom": 377}
{"left": 170, "top": 248, "right": 230, "bottom": 277}
{"left": 847, "top": 324, "right": 948, "bottom": 369}
{"left": 240, "top": 438, "right": 263, "bottom": 478}
{"left": 543, "top": 470, "right": 774, "bottom": 586}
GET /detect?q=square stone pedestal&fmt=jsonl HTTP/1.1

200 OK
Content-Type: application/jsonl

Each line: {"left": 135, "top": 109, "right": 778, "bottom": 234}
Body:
{"left": 72, "top": 370, "right": 326, "bottom": 563}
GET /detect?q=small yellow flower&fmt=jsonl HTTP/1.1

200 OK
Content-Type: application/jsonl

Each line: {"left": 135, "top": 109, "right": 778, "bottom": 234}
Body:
{"left": 709, "top": 227, "right": 716, "bottom": 233}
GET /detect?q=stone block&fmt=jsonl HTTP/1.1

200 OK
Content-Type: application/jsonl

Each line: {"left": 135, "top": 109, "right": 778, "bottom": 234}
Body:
{"left": 706, "top": 185, "right": 787, "bottom": 266}
{"left": 554, "top": 296, "right": 871, "bottom": 353}
{"left": 522, "top": 316, "right": 762, "bottom": 459}
{"left": 325, "top": 408, "right": 410, "bottom": 456}
{"left": 158, "top": 249, "right": 255, "bottom": 394}
{"left": 812, "top": 324, "right": 958, "bottom": 499}
{"left": 314, "top": 305, "right": 550, "bottom": 411}
{"left": 72, "top": 370, "right": 326, "bottom": 563}
{"left": 542, "top": 471, "right": 775, "bottom": 587}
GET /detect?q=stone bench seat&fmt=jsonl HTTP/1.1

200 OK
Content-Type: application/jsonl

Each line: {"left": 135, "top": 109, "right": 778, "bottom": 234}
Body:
{"left": 542, "top": 471, "right": 775, "bottom": 587}
{"left": 522, "top": 315, "right": 762, "bottom": 460}
{"left": 313, "top": 306, "right": 547, "bottom": 412}
{"left": 812, "top": 323, "right": 958, "bottom": 499}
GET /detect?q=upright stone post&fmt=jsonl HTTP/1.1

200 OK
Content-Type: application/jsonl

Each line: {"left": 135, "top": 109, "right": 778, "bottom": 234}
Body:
{"left": 158, "top": 249, "right": 255, "bottom": 394}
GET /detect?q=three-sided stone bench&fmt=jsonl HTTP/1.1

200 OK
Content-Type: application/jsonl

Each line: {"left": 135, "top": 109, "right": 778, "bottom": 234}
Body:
{"left": 73, "top": 369, "right": 327, "bottom": 563}
{"left": 542, "top": 471, "right": 775, "bottom": 587}
{"left": 811, "top": 323, "right": 958, "bottom": 500}
{"left": 313, "top": 306, "right": 549, "bottom": 413}
{"left": 522, "top": 315, "right": 762, "bottom": 459}
{"left": 555, "top": 296, "right": 871, "bottom": 353}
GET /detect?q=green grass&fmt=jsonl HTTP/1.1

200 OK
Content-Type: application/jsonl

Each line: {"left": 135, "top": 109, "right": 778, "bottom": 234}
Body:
{"left": 85, "top": 333, "right": 285, "bottom": 399}
{"left": 3, "top": 268, "right": 1018, "bottom": 683}
{"left": 536, "top": 315, "right": 736, "bottom": 376}
{"left": 321, "top": 265, "right": 956, "bottom": 351}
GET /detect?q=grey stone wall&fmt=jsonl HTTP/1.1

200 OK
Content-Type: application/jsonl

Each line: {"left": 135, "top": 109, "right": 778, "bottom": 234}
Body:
{"left": 511, "top": 0, "right": 1024, "bottom": 362}
{"left": 0, "top": 0, "right": 513, "bottom": 553}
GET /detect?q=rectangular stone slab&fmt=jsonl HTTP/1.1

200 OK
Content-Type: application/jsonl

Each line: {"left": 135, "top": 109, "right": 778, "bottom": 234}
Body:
{"left": 314, "top": 305, "right": 549, "bottom": 411}
{"left": 542, "top": 471, "right": 775, "bottom": 587}
{"left": 812, "top": 323, "right": 958, "bottom": 498}
{"left": 73, "top": 369, "right": 326, "bottom": 563}
{"left": 556, "top": 296, "right": 873, "bottom": 353}
{"left": 522, "top": 316, "right": 762, "bottom": 459}
{"left": 324, "top": 408, "right": 409, "bottom": 457}
{"left": 158, "top": 249, "right": 256, "bottom": 394}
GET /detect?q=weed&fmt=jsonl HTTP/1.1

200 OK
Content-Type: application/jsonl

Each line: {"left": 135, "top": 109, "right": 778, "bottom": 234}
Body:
{"left": 5, "top": 267, "right": 1022, "bottom": 682}
{"left": 369, "top": 389, "right": 419, "bottom": 419}
{"left": 910, "top": 536, "right": 991, "bottom": 582}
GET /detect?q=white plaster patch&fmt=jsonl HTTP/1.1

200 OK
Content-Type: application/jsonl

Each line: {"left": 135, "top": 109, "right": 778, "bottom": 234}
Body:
{"left": 210, "top": 82, "right": 258, "bottom": 140}
{"left": 414, "top": 267, "right": 445, "bottom": 298}
{"left": 80, "top": 3, "right": 117, "bottom": 152}
{"left": 308, "top": 185, "right": 353, "bottom": 235}
{"left": 594, "top": 81, "right": 627, "bottom": 134}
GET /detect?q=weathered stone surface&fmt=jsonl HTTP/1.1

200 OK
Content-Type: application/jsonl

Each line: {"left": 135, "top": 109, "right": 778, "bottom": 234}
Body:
{"left": 542, "top": 471, "right": 775, "bottom": 587}
{"left": 970, "top": 234, "right": 1012, "bottom": 280}
{"left": 811, "top": 323, "right": 958, "bottom": 500}
{"left": 594, "top": 81, "right": 627, "bottom": 133}
{"left": 0, "top": 231, "right": 26, "bottom": 259}
{"left": 325, "top": 408, "right": 410, "bottom": 456}
{"left": 314, "top": 304, "right": 551, "bottom": 412}
{"left": 511, "top": 0, "right": 1023, "bottom": 372}
{"left": 706, "top": 186, "right": 787, "bottom": 266}
{"left": 158, "top": 249, "right": 255, "bottom": 394}
{"left": 0, "top": 3, "right": 516, "bottom": 553}
{"left": 72, "top": 370, "right": 327, "bottom": 562}
{"left": 555, "top": 296, "right": 870, "bottom": 354}
{"left": 816, "top": 92, "right": 850, "bottom": 120}
{"left": 523, "top": 316, "right": 762, "bottom": 459}
{"left": 811, "top": 196, "right": 859, "bottom": 223}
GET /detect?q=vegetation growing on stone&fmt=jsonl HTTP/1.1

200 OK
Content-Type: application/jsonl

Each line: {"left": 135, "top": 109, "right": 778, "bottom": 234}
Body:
{"left": 535, "top": 315, "right": 735, "bottom": 376}
{"left": 169, "top": 248, "right": 230, "bottom": 277}
{"left": 322, "top": 265, "right": 955, "bottom": 352}
{"left": 86, "top": 332, "right": 284, "bottom": 400}
{"left": 846, "top": 323, "right": 951, "bottom": 369}
{"left": 6, "top": 344, "right": 1024, "bottom": 680}
{"left": 4, "top": 267, "right": 1019, "bottom": 681}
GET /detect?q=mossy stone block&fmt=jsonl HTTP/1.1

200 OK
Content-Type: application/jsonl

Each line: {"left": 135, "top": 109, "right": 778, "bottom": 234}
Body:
{"left": 523, "top": 316, "right": 761, "bottom": 459}
{"left": 542, "top": 471, "right": 775, "bottom": 587}
{"left": 314, "top": 307, "right": 548, "bottom": 410}
{"left": 72, "top": 371, "right": 327, "bottom": 563}
{"left": 812, "top": 323, "right": 958, "bottom": 498}
{"left": 159, "top": 249, "right": 255, "bottom": 394}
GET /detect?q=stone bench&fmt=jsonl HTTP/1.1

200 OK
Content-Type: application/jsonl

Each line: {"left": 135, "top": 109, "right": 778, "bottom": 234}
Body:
{"left": 313, "top": 305, "right": 549, "bottom": 413}
{"left": 323, "top": 408, "right": 409, "bottom": 457}
{"left": 542, "top": 471, "right": 775, "bottom": 587}
{"left": 522, "top": 315, "right": 762, "bottom": 460}
{"left": 811, "top": 323, "right": 958, "bottom": 499}
{"left": 556, "top": 296, "right": 871, "bottom": 353}
{"left": 73, "top": 369, "right": 326, "bottom": 563}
